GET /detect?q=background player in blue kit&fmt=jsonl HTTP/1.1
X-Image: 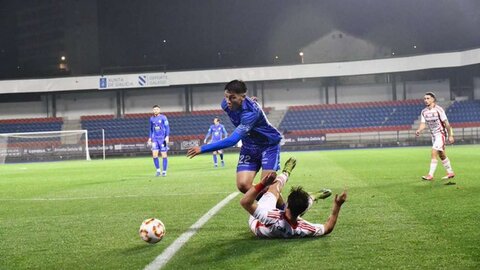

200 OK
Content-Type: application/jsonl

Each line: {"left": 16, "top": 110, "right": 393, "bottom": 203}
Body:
{"left": 147, "top": 105, "right": 170, "bottom": 177}
{"left": 204, "top": 117, "right": 228, "bottom": 167}
{"left": 187, "top": 80, "right": 283, "bottom": 195}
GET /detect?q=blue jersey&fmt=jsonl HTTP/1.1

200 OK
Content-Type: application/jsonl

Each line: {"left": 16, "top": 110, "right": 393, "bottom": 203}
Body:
{"left": 149, "top": 114, "right": 170, "bottom": 141}
{"left": 205, "top": 124, "right": 228, "bottom": 142}
{"left": 222, "top": 97, "right": 282, "bottom": 146}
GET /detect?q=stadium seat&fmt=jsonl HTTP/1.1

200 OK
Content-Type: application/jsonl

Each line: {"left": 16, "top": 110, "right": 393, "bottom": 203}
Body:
{"left": 279, "top": 100, "right": 425, "bottom": 135}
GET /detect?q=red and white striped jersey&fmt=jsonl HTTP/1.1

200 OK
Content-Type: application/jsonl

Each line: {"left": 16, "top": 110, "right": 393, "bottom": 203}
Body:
{"left": 420, "top": 105, "right": 448, "bottom": 136}
{"left": 251, "top": 208, "right": 325, "bottom": 238}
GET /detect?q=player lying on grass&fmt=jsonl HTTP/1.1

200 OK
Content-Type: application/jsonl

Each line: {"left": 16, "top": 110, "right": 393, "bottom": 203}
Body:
{"left": 240, "top": 157, "right": 347, "bottom": 238}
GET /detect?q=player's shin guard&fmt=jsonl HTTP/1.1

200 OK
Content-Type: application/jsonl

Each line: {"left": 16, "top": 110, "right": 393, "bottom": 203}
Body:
{"left": 162, "top": 158, "right": 168, "bottom": 172}
{"left": 275, "top": 173, "right": 289, "bottom": 193}
{"left": 153, "top": 157, "right": 160, "bottom": 170}
{"left": 219, "top": 153, "right": 224, "bottom": 160}
{"left": 428, "top": 159, "right": 438, "bottom": 176}
{"left": 441, "top": 157, "right": 453, "bottom": 174}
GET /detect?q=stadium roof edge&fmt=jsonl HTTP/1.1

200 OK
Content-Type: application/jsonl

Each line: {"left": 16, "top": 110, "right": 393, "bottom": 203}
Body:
{"left": 0, "top": 47, "right": 479, "bottom": 94}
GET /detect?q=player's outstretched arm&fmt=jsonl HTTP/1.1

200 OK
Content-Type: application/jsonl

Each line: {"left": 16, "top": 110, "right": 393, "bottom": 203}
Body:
{"left": 200, "top": 132, "right": 242, "bottom": 153}
{"left": 323, "top": 190, "right": 347, "bottom": 235}
{"left": 240, "top": 172, "right": 277, "bottom": 215}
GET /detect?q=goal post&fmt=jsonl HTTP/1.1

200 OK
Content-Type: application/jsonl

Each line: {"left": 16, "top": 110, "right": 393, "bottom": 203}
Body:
{"left": 0, "top": 130, "right": 92, "bottom": 164}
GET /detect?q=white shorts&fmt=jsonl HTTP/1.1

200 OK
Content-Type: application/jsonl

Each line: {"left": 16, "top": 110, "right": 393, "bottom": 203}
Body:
{"left": 248, "top": 192, "right": 277, "bottom": 234}
{"left": 431, "top": 133, "right": 446, "bottom": 151}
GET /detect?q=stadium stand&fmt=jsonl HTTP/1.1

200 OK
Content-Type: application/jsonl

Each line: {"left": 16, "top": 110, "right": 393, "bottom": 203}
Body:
{"left": 0, "top": 117, "right": 64, "bottom": 148}
{"left": 279, "top": 100, "right": 425, "bottom": 135}
{"left": 80, "top": 111, "right": 237, "bottom": 145}
{"left": 447, "top": 100, "right": 480, "bottom": 128}
{"left": 81, "top": 108, "right": 272, "bottom": 146}
{"left": 0, "top": 117, "right": 63, "bottom": 133}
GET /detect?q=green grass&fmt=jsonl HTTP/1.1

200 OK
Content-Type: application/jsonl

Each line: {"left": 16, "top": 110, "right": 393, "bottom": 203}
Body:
{"left": 1, "top": 146, "right": 479, "bottom": 269}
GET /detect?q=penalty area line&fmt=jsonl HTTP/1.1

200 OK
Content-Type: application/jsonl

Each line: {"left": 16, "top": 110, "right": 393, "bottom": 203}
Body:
{"left": 144, "top": 191, "right": 240, "bottom": 270}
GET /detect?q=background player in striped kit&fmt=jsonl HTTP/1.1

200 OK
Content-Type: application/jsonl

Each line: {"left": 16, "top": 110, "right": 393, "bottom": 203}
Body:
{"left": 415, "top": 92, "right": 455, "bottom": 183}
{"left": 204, "top": 117, "right": 228, "bottom": 167}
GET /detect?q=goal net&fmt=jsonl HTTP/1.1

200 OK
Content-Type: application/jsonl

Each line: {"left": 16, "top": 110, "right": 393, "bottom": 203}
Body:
{"left": 0, "top": 130, "right": 91, "bottom": 164}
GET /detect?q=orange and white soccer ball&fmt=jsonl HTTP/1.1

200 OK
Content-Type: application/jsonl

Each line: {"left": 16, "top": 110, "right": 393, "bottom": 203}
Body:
{"left": 139, "top": 218, "right": 165, "bottom": 244}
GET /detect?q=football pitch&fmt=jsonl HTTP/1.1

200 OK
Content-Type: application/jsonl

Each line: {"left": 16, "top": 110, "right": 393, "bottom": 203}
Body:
{"left": 1, "top": 146, "right": 479, "bottom": 269}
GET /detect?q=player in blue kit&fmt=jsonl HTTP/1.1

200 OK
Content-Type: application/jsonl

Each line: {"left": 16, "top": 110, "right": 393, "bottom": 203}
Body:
{"left": 147, "top": 105, "right": 170, "bottom": 177}
{"left": 187, "top": 80, "right": 283, "bottom": 195}
{"left": 204, "top": 117, "right": 228, "bottom": 167}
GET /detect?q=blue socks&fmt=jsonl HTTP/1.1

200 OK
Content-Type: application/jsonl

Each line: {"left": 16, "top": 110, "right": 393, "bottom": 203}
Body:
{"left": 162, "top": 158, "right": 168, "bottom": 172}
{"left": 153, "top": 157, "right": 160, "bottom": 170}
{"left": 213, "top": 154, "right": 218, "bottom": 165}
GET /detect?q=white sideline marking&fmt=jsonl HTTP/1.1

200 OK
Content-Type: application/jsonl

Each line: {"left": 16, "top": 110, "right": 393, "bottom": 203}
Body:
{"left": 144, "top": 192, "right": 240, "bottom": 270}
{"left": 0, "top": 192, "right": 232, "bottom": 202}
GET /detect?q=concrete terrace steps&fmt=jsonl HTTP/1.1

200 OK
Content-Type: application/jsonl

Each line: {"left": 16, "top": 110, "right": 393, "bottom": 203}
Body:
{"left": 266, "top": 108, "right": 287, "bottom": 129}
{"left": 61, "top": 119, "right": 83, "bottom": 145}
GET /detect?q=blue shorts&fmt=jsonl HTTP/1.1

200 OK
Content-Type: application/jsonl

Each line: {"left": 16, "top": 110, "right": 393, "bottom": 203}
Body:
{"left": 151, "top": 138, "right": 168, "bottom": 152}
{"left": 237, "top": 144, "right": 280, "bottom": 172}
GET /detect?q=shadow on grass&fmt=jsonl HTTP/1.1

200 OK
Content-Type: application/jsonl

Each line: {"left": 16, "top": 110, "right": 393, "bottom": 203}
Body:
{"left": 168, "top": 230, "right": 333, "bottom": 268}
{"left": 120, "top": 242, "right": 160, "bottom": 255}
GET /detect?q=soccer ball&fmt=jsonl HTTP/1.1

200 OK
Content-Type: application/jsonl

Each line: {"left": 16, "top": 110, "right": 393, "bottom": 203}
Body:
{"left": 139, "top": 218, "right": 165, "bottom": 244}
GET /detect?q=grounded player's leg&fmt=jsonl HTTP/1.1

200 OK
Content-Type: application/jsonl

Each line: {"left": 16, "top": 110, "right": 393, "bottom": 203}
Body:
{"left": 265, "top": 157, "right": 297, "bottom": 198}
{"left": 282, "top": 157, "right": 296, "bottom": 176}
{"left": 258, "top": 169, "right": 282, "bottom": 205}
{"left": 265, "top": 157, "right": 296, "bottom": 208}
{"left": 310, "top": 189, "right": 333, "bottom": 202}
{"left": 152, "top": 150, "right": 161, "bottom": 177}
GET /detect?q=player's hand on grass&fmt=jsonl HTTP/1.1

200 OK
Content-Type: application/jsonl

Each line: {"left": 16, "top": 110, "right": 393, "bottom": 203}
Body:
{"left": 186, "top": 146, "right": 201, "bottom": 158}
{"left": 334, "top": 190, "right": 347, "bottom": 207}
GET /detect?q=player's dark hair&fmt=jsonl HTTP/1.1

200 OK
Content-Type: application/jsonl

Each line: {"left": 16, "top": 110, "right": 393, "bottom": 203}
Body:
{"left": 425, "top": 92, "right": 436, "bottom": 101}
{"left": 287, "top": 186, "right": 310, "bottom": 218}
{"left": 152, "top": 105, "right": 160, "bottom": 108}
{"left": 214, "top": 117, "right": 220, "bottom": 122}
{"left": 224, "top": 80, "right": 247, "bottom": 94}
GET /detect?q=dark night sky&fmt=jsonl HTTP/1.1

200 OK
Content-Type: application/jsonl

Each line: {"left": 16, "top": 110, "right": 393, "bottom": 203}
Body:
{"left": 1, "top": 0, "right": 479, "bottom": 77}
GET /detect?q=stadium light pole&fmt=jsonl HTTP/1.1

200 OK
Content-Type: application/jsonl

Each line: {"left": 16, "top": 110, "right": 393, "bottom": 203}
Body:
{"left": 299, "top": 52, "right": 304, "bottom": 64}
